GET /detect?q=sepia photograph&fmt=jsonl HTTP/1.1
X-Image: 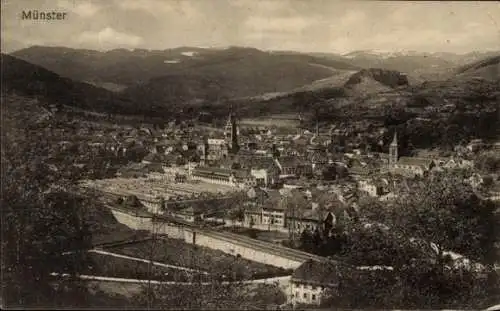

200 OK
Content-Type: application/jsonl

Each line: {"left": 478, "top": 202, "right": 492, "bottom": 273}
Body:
{"left": 1, "top": 0, "right": 499, "bottom": 310}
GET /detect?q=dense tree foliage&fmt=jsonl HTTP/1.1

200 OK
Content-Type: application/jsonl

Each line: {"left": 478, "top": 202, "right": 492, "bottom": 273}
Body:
{"left": 389, "top": 171, "right": 498, "bottom": 264}
{"left": 386, "top": 100, "right": 499, "bottom": 151}
{"left": 476, "top": 150, "right": 500, "bottom": 174}
{"left": 1, "top": 124, "right": 93, "bottom": 307}
{"left": 128, "top": 230, "right": 287, "bottom": 309}
{"left": 297, "top": 170, "right": 499, "bottom": 309}
{"left": 321, "top": 263, "right": 497, "bottom": 309}
{"left": 1, "top": 96, "right": 132, "bottom": 308}
{"left": 134, "top": 280, "right": 286, "bottom": 310}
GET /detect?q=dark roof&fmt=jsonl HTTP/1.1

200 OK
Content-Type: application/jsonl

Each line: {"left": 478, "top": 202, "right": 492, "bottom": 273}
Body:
{"left": 291, "top": 259, "right": 341, "bottom": 286}
{"left": 241, "top": 156, "right": 276, "bottom": 170}
{"left": 146, "top": 163, "right": 164, "bottom": 173}
{"left": 293, "top": 137, "right": 309, "bottom": 145}
{"left": 193, "top": 166, "right": 232, "bottom": 177}
{"left": 308, "top": 144, "right": 323, "bottom": 151}
{"left": 143, "top": 153, "right": 169, "bottom": 163}
{"left": 175, "top": 205, "right": 218, "bottom": 216}
{"left": 265, "top": 189, "right": 282, "bottom": 201}
{"left": 349, "top": 165, "right": 372, "bottom": 176}
{"left": 262, "top": 198, "right": 286, "bottom": 211}
{"left": 175, "top": 206, "right": 198, "bottom": 216}
{"left": 233, "top": 169, "right": 251, "bottom": 179}
{"left": 311, "top": 152, "right": 328, "bottom": 163}
{"left": 277, "top": 156, "right": 306, "bottom": 168}
{"left": 397, "top": 157, "right": 434, "bottom": 168}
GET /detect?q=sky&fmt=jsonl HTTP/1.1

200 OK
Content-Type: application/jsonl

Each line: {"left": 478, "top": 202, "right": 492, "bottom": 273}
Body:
{"left": 1, "top": 0, "right": 500, "bottom": 54}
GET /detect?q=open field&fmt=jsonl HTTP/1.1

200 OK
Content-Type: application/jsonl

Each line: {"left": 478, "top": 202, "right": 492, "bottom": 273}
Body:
{"left": 61, "top": 252, "right": 208, "bottom": 282}
{"left": 104, "top": 238, "right": 292, "bottom": 281}
{"left": 91, "top": 228, "right": 150, "bottom": 246}
{"left": 87, "top": 281, "right": 143, "bottom": 299}
{"left": 239, "top": 116, "right": 301, "bottom": 128}
{"left": 169, "top": 180, "right": 236, "bottom": 194}
{"left": 82, "top": 177, "right": 237, "bottom": 202}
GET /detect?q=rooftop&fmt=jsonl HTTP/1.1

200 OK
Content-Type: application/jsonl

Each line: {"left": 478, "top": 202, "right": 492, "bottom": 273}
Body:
{"left": 276, "top": 156, "right": 307, "bottom": 168}
{"left": 397, "top": 157, "right": 435, "bottom": 167}
{"left": 81, "top": 176, "right": 236, "bottom": 201}
{"left": 291, "top": 259, "right": 343, "bottom": 286}
{"left": 193, "top": 166, "right": 233, "bottom": 176}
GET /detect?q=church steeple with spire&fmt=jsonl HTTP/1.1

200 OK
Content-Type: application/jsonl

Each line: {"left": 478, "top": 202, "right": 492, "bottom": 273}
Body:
{"left": 389, "top": 131, "right": 398, "bottom": 166}
{"left": 224, "top": 107, "right": 239, "bottom": 154}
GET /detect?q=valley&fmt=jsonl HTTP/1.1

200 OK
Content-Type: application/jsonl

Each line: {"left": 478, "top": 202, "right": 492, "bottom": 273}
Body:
{"left": 2, "top": 2, "right": 500, "bottom": 309}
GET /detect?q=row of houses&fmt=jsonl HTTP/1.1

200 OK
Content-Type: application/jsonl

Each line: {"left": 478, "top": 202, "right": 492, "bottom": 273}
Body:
{"left": 242, "top": 186, "right": 358, "bottom": 234}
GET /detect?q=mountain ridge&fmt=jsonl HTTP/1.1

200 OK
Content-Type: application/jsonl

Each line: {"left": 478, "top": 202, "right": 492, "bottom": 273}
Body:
{"left": 1, "top": 54, "right": 149, "bottom": 116}
{"left": 11, "top": 46, "right": 358, "bottom": 93}
{"left": 4, "top": 48, "right": 499, "bottom": 122}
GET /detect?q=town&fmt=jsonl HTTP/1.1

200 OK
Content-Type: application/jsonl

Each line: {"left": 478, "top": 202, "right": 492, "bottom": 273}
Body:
{"left": 4, "top": 69, "right": 500, "bottom": 310}
{"left": 2, "top": 0, "right": 500, "bottom": 310}
{"left": 68, "top": 108, "right": 500, "bottom": 307}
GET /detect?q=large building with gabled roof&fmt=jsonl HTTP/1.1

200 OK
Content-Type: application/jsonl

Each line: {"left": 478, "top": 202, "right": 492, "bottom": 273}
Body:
{"left": 289, "top": 259, "right": 342, "bottom": 306}
{"left": 388, "top": 131, "right": 435, "bottom": 177}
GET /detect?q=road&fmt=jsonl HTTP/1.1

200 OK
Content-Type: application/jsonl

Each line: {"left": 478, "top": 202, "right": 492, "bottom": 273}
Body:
{"left": 50, "top": 272, "right": 291, "bottom": 286}
{"left": 88, "top": 249, "right": 209, "bottom": 274}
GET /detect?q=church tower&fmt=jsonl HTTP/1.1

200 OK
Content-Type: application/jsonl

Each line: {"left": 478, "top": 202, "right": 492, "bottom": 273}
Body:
{"left": 224, "top": 112, "right": 239, "bottom": 154}
{"left": 389, "top": 131, "right": 398, "bottom": 166}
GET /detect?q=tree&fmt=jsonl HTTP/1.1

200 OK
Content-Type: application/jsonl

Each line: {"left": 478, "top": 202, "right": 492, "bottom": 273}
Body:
{"left": 320, "top": 165, "right": 337, "bottom": 180}
{"left": 476, "top": 151, "right": 500, "bottom": 174}
{"left": 175, "top": 156, "right": 186, "bottom": 166}
{"left": 222, "top": 191, "right": 248, "bottom": 209}
{"left": 230, "top": 161, "right": 241, "bottom": 170}
{"left": 227, "top": 208, "right": 244, "bottom": 227}
{"left": 2, "top": 116, "right": 93, "bottom": 307}
{"left": 392, "top": 171, "right": 498, "bottom": 266}
{"left": 318, "top": 170, "right": 498, "bottom": 309}
{"left": 158, "top": 196, "right": 166, "bottom": 212}
{"left": 321, "top": 268, "right": 402, "bottom": 309}
{"left": 131, "top": 236, "right": 287, "bottom": 310}
{"left": 135, "top": 278, "right": 287, "bottom": 310}
{"left": 335, "top": 165, "right": 349, "bottom": 179}
{"left": 299, "top": 228, "right": 314, "bottom": 253}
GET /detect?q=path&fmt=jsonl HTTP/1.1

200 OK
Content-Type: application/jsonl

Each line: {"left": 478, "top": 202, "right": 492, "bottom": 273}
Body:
{"left": 50, "top": 273, "right": 291, "bottom": 286}
{"left": 88, "top": 249, "right": 209, "bottom": 274}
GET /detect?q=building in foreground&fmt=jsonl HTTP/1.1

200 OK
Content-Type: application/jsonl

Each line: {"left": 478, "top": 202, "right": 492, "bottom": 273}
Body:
{"left": 289, "top": 259, "right": 340, "bottom": 306}
{"left": 288, "top": 260, "right": 395, "bottom": 307}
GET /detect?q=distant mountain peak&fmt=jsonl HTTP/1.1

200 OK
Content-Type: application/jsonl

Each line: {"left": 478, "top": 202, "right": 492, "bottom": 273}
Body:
{"left": 455, "top": 54, "right": 500, "bottom": 80}
{"left": 344, "top": 68, "right": 409, "bottom": 93}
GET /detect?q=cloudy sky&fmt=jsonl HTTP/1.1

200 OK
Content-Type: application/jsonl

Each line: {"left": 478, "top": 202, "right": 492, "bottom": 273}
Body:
{"left": 1, "top": 0, "right": 499, "bottom": 54}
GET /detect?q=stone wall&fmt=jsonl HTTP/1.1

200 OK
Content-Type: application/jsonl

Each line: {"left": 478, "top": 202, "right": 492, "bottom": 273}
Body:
{"left": 110, "top": 208, "right": 184, "bottom": 239}
{"left": 109, "top": 206, "right": 322, "bottom": 269}
{"left": 110, "top": 209, "right": 152, "bottom": 230}
{"left": 185, "top": 228, "right": 304, "bottom": 269}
